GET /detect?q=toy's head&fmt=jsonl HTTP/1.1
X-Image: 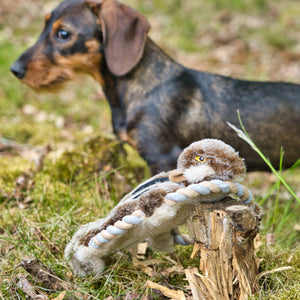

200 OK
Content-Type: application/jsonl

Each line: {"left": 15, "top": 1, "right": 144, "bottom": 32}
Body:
{"left": 171, "top": 139, "right": 246, "bottom": 183}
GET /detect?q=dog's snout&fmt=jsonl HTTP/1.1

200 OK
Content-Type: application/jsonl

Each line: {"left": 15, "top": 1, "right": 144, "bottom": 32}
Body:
{"left": 10, "top": 61, "right": 27, "bottom": 79}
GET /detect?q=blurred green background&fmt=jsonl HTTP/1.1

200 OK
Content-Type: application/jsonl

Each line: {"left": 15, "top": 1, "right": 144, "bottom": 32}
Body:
{"left": 1, "top": 0, "right": 300, "bottom": 147}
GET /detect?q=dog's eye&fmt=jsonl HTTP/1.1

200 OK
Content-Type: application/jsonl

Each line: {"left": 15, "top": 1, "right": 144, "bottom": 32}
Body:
{"left": 56, "top": 29, "right": 71, "bottom": 41}
{"left": 195, "top": 156, "right": 206, "bottom": 162}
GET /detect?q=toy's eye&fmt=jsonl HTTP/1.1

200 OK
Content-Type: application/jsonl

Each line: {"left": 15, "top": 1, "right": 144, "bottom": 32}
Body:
{"left": 195, "top": 156, "right": 206, "bottom": 162}
{"left": 56, "top": 29, "right": 71, "bottom": 41}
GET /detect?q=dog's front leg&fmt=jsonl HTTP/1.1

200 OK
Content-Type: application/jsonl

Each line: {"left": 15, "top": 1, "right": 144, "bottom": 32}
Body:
{"left": 137, "top": 139, "right": 182, "bottom": 174}
{"left": 148, "top": 145, "right": 183, "bottom": 174}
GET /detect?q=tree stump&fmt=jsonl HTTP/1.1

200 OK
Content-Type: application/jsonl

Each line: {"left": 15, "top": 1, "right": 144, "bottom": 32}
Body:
{"left": 186, "top": 198, "right": 263, "bottom": 300}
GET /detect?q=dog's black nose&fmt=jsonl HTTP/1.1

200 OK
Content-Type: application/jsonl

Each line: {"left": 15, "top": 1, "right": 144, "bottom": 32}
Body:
{"left": 10, "top": 61, "right": 26, "bottom": 79}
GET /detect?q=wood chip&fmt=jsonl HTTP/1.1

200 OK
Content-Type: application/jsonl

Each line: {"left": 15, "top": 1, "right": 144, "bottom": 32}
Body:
{"left": 190, "top": 242, "right": 201, "bottom": 259}
{"left": 146, "top": 280, "right": 186, "bottom": 300}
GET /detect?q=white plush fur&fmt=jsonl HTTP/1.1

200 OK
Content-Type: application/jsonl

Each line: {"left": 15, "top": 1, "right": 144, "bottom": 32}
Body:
{"left": 183, "top": 165, "right": 215, "bottom": 183}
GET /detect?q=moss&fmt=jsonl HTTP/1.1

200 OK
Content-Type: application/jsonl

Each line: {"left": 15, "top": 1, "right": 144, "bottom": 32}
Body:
{"left": 46, "top": 135, "right": 146, "bottom": 184}
{"left": 253, "top": 245, "right": 300, "bottom": 299}
{"left": 0, "top": 156, "right": 33, "bottom": 194}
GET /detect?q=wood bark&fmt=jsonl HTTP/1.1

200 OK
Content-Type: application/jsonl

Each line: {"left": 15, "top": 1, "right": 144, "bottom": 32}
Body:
{"left": 186, "top": 198, "right": 263, "bottom": 300}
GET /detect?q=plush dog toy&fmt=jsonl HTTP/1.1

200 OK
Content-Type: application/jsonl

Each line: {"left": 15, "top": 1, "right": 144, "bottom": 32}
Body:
{"left": 65, "top": 139, "right": 254, "bottom": 276}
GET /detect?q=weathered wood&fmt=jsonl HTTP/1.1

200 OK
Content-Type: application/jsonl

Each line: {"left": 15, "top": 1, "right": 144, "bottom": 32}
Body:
{"left": 186, "top": 198, "right": 263, "bottom": 300}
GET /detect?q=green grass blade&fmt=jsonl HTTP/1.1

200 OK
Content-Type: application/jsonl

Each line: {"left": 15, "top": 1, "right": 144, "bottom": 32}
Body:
{"left": 227, "top": 111, "right": 300, "bottom": 203}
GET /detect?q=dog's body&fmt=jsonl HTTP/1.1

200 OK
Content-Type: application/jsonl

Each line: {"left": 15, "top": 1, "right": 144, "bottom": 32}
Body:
{"left": 11, "top": 0, "right": 300, "bottom": 173}
{"left": 103, "top": 38, "right": 300, "bottom": 173}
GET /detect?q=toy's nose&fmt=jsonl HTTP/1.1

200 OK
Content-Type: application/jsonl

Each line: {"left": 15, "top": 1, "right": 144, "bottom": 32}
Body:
{"left": 10, "top": 61, "right": 26, "bottom": 79}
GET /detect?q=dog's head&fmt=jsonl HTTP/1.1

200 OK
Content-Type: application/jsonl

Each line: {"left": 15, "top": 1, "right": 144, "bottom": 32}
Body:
{"left": 10, "top": 0, "right": 150, "bottom": 91}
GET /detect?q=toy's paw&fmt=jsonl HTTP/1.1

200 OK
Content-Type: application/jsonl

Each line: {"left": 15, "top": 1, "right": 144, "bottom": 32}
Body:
{"left": 65, "top": 243, "right": 106, "bottom": 276}
{"left": 64, "top": 218, "right": 107, "bottom": 276}
{"left": 147, "top": 227, "right": 195, "bottom": 251}
{"left": 173, "top": 233, "right": 194, "bottom": 246}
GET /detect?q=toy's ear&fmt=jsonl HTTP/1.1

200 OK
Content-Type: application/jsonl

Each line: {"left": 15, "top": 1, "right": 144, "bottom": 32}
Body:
{"left": 87, "top": 0, "right": 150, "bottom": 76}
{"left": 169, "top": 169, "right": 186, "bottom": 183}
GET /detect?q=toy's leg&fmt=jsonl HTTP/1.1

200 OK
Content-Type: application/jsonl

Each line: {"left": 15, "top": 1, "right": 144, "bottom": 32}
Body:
{"left": 171, "top": 228, "right": 195, "bottom": 246}
{"left": 64, "top": 219, "right": 107, "bottom": 276}
{"left": 147, "top": 227, "right": 194, "bottom": 252}
{"left": 65, "top": 243, "right": 106, "bottom": 276}
{"left": 147, "top": 231, "right": 175, "bottom": 252}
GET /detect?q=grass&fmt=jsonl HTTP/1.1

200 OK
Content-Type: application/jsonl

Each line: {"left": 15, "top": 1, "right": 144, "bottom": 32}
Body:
{"left": 0, "top": 0, "right": 300, "bottom": 299}
{"left": 229, "top": 113, "right": 300, "bottom": 203}
{"left": 229, "top": 117, "right": 300, "bottom": 249}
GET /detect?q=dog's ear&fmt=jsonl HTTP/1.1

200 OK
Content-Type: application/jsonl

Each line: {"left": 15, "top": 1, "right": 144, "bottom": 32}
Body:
{"left": 87, "top": 0, "right": 150, "bottom": 76}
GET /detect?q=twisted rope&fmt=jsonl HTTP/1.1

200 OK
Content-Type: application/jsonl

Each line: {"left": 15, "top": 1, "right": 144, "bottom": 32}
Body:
{"left": 89, "top": 180, "right": 254, "bottom": 249}
{"left": 164, "top": 180, "right": 253, "bottom": 205}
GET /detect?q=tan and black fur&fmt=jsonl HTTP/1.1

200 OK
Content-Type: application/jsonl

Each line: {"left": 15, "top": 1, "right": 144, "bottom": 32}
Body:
{"left": 10, "top": 0, "right": 300, "bottom": 174}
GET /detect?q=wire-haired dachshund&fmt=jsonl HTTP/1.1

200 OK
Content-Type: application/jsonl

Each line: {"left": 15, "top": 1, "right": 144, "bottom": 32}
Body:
{"left": 10, "top": 0, "right": 300, "bottom": 174}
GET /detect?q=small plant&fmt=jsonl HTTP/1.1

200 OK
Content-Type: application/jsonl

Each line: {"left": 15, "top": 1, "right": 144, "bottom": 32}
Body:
{"left": 228, "top": 111, "right": 300, "bottom": 204}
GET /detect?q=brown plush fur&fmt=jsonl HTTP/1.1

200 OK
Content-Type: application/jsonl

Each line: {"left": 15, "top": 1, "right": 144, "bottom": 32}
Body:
{"left": 177, "top": 139, "right": 246, "bottom": 182}
{"left": 139, "top": 188, "right": 167, "bottom": 217}
{"left": 79, "top": 202, "right": 136, "bottom": 246}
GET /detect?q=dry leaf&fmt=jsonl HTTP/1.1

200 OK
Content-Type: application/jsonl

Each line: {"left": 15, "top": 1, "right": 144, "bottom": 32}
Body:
{"left": 160, "top": 265, "right": 184, "bottom": 278}
{"left": 18, "top": 258, "right": 88, "bottom": 299}
{"left": 35, "top": 295, "right": 48, "bottom": 300}
{"left": 146, "top": 281, "right": 186, "bottom": 300}
{"left": 115, "top": 293, "right": 142, "bottom": 300}
{"left": 294, "top": 224, "right": 300, "bottom": 231}
{"left": 137, "top": 242, "right": 148, "bottom": 255}
{"left": 266, "top": 233, "right": 275, "bottom": 245}
{"left": 52, "top": 291, "right": 66, "bottom": 300}
{"left": 132, "top": 258, "right": 156, "bottom": 277}
{"left": 17, "top": 276, "right": 37, "bottom": 299}
{"left": 132, "top": 242, "right": 148, "bottom": 260}
{"left": 124, "top": 292, "right": 140, "bottom": 300}
{"left": 133, "top": 259, "right": 164, "bottom": 267}
{"left": 163, "top": 256, "right": 178, "bottom": 265}
{"left": 18, "top": 259, "right": 69, "bottom": 291}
